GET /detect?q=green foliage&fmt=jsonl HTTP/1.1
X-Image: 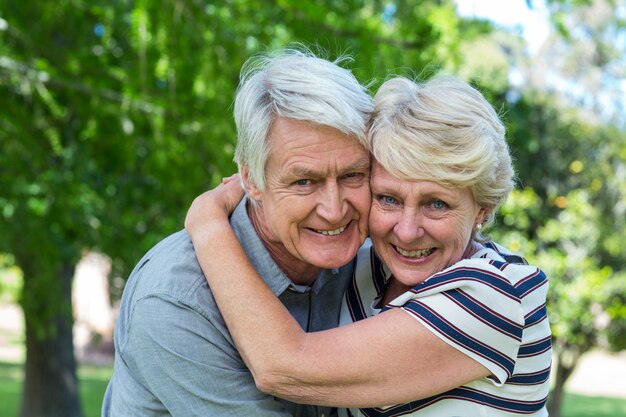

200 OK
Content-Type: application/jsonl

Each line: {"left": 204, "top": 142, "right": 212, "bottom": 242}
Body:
{"left": 603, "top": 272, "right": 626, "bottom": 351}
{"left": 534, "top": 0, "right": 626, "bottom": 127}
{"left": 0, "top": 0, "right": 462, "bottom": 293}
{"left": 440, "top": 4, "right": 626, "bottom": 412}
{"left": 0, "top": 255, "right": 22, "bottom": 304}
{"left": 491, "top": 86, "right": 626, "bottom": 392}
{"left": 494, "top": 187, "right": 608, "bottom": 353}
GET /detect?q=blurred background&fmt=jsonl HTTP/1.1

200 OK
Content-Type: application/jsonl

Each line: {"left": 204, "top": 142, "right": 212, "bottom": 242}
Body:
{"left": 1, "top": 0, "right": 625, "bottom": 416}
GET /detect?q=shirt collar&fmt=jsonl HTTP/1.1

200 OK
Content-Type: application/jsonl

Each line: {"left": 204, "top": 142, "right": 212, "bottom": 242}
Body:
{"left": 230, "top": 197, "right": 344, "bottom": 296}
{"left": 230, "top": 197, "right": 291, "bottom": 296}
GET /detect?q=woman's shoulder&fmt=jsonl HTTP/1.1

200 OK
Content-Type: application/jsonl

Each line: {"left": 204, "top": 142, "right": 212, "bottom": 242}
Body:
{"left": 480, "top": 241, "right": 529, "bottom": 264}
{"left": 465, "top": 241, "right": 546, "bottom": 287}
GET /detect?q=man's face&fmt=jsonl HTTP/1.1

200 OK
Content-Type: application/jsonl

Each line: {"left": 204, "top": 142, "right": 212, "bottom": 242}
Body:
{"left": 246, "top": 117, "right": 371, "bottom": 274}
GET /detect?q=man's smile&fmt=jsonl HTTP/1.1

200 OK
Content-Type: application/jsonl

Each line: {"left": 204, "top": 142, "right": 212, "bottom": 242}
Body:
{"left": 310, "top": 224, "right": 348, "bottom": 236}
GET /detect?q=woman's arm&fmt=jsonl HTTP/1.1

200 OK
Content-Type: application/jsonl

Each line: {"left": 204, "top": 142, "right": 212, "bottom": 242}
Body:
{"left": 185, "top": 184, "right": 490, "bottom": 408}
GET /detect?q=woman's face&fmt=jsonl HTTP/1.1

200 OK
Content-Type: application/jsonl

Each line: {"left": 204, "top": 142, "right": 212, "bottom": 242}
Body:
{"left": 368, "top": 160, "right": 486, "bottom": 289}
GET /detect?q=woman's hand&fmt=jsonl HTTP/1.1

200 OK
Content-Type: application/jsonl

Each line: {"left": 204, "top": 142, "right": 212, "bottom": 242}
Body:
{"left": 185, "top": 174, "right": 245, "bottom": 242}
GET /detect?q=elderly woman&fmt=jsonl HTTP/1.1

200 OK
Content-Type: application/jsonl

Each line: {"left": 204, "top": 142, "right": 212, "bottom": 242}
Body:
{"left": 185, "top": 76, "right": 552, "bottom": 416}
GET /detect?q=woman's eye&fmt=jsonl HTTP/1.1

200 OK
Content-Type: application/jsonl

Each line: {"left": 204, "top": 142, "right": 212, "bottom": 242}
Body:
{"left": 379, "top": 195, "right": 398, "bottom": 205}
{"left": 432, "top": 200, "right": 447, "bottom": 209}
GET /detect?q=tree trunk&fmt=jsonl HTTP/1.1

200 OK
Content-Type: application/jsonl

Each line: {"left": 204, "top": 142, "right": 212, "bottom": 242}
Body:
{"left": 547, "top": 349, "right": 579, "bottom": 417}
{"left": 19, "top": 261, "right": 83, "bottom": 417}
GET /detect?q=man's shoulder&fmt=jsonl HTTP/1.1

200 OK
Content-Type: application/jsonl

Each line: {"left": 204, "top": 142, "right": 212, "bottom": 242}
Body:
{"left": 113, "top": 230, "right": 236, "bottom": 353}
{"left": 124, "top": 230, "right": 210, "bottom": 306}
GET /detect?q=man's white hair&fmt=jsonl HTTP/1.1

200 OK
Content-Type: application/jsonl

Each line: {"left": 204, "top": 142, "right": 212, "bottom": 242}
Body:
{"left": 233, "top": 46, "right": 373, "bottom": 190}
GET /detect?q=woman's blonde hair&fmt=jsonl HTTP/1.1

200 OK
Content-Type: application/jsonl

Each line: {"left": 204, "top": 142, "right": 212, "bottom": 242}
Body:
{"left": 369, "top": 76, "right": 515, "bottom": 231}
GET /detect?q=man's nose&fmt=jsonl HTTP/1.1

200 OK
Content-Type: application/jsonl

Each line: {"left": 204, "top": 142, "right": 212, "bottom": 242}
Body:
{"left": 317, "top": 182, "right": 345, "bottom": 224}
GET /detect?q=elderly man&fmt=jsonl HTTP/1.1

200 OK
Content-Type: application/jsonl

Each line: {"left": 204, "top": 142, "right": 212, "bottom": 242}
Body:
{"left": 102, "top": 48, "right": 373, "bottom": 416}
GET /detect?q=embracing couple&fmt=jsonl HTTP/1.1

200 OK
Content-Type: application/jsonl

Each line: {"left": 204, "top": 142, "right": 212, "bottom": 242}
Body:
{"left": 102, "top": 46, "right": 552, "bottom": 417}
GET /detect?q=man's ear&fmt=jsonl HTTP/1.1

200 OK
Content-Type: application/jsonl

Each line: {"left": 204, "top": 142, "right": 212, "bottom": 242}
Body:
{"left": 241, "top": 166, "right": 262, "bottom": 200}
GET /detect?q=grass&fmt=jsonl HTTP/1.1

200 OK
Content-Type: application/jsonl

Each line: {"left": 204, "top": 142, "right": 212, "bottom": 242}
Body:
{"left": 561, "top": 392, "right": 626, "bottom": 417}
{"left": 0, "top": 362, "right": 21, "bottom": 416}
{"left": 0, "top": 359, "right": 625, "bottom": 417}
{"left": 78, "top": 365, "right": 114, "bottom": 417}
{"left": 0, "top": 360, "right": 113, "bottom": 417}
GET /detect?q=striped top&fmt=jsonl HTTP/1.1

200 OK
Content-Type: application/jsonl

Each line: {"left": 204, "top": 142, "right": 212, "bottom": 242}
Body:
{"left": 339, "top": 239, "right": 551, "bottom": 417}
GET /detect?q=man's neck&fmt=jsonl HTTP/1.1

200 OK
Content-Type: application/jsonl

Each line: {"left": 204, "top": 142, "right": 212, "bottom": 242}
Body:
{"left": 247, "top": 202, "right": 321, "bottom": 286}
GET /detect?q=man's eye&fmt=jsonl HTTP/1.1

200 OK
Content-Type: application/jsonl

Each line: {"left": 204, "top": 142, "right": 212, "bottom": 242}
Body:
{"left": 295, "top": 179, "right": 311, "bottom": 186}
{"left": 343, "top": 172, "right": 361, "bottom": 179}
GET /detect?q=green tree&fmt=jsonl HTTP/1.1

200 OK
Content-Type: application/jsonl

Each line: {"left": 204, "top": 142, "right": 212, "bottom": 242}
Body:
{"left": 539, "top": 0, "right": 626, "bottom": 127}
{"left": 493, "top": 94, "right": 626, "bottom": 417}
{"left": 459, "top": 3, "right": 626, "bottom": 413}
{"left": 509, "top": 5, "right": 626, "bottom": 414}
{"left": 0, "top": 1, "right": 464, "bottom": 415}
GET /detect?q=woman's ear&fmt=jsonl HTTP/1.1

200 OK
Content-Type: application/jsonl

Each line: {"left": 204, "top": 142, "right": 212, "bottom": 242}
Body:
{"left": 476, "top": 207, "right": 491, "bottom": 226}
{"left": 241, "top": 166, "right": 262, "bottom": 201}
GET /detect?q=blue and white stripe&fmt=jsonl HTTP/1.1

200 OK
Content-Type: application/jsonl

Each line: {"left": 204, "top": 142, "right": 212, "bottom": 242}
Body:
{"left": 339, "top": 239, "right": 552, "bottom": 417}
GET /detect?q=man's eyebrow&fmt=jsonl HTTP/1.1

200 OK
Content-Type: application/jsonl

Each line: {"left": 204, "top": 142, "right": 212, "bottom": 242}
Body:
{"left": 343, "top": 158, "right": 371, "bottom": 173}
{"left": 289, "top": 166, "right": 321, "bottom": 179}
{"left": 288, "top": 158, "right": 370, "bottom": 179}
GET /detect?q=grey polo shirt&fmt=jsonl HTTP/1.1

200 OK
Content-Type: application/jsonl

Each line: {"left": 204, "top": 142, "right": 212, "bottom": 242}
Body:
{"left": 102, "top": 198, "right": 352, "bottom": 417}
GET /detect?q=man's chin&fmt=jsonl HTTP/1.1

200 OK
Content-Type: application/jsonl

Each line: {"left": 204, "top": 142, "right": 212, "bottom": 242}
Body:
{"left": 303, "top": 245, "right": 359, "bottom": 269}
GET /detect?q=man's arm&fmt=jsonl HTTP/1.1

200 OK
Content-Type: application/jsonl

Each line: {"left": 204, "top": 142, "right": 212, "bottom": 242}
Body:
{"left": 118, "top": 294, "right": 294, "bottom": 417}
